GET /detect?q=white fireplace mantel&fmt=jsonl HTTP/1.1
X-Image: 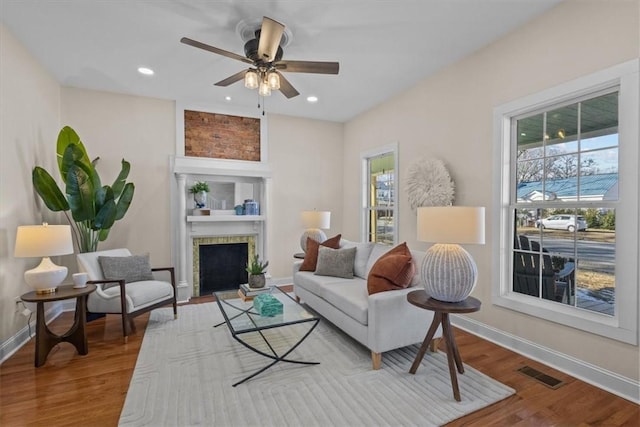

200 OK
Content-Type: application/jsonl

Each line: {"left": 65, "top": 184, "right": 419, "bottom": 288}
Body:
{"left": 170, "top": 156, "right": 272, "bottom": 302}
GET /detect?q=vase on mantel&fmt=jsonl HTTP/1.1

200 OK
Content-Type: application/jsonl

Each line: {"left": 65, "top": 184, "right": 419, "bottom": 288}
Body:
{"left": 194, "top": 191, "right": 207, "bottom": 209}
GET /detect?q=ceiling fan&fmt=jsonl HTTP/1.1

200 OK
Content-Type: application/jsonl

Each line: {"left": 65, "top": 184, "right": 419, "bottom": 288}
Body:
{"left": 181, "top": 16, "right": 339, "bottom": 99}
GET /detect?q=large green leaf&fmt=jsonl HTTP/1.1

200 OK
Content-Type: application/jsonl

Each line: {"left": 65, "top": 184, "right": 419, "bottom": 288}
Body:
{"left": 115, "top": 182, "right": 134, "bottom": 220}
{"left": 94, "top": 185, "right": 114, "bottom": 215}
{"left": 32, "top": 167, "right": 69, "bottom": 211}
{"left": 56, "top": 127, "right": 90, "bottom": 177}
{"left": 98, "top": 227, "right": 111, "bottom": 242}
{"left": 66, "top": 163, "right": 94, "bottom": 222}
{"left": 94, "top": 199, "right": 117, "bottom": 230}
{"left": 111, "top": 159, "right": 130, "bottom": 199}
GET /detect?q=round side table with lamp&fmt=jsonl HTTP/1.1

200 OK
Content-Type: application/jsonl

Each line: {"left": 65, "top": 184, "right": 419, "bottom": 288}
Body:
{"left": 21, "top": 284, "right": 97, "bottom": 367}
{"left": 407, "top": 291, "right": 481, "bottom": 402}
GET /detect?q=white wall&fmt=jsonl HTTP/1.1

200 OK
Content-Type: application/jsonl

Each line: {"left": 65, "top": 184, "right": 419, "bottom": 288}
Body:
{"left": 0, "top": 24, "right": 61, "bottom": 343}
{"left": 60, "top": 87, "right": 176, "bottom": 266}
{"left": 343, "top": 1, "right": 639, "bottom": 381}
{"left": 267, "top": 114, "right": 344, "bottom": 278}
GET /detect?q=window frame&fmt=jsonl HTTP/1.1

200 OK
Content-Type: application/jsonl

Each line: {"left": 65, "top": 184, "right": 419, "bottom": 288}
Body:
{"left": 492, "top": 60, "right": 639, "bottom": 344}
{"left": 360, "top": 143, "right": 399, "bottom": 245}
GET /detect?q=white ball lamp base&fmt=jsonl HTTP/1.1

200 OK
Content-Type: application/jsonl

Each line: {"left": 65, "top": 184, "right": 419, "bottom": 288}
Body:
{"left": 420, "top": 243, "right": 478, "bottom": 302}
{"left": 300, "top": 229, "right": 327, "bottom": 253}
{"left": 24, "top": 257, "right": 68, "bottom": 294}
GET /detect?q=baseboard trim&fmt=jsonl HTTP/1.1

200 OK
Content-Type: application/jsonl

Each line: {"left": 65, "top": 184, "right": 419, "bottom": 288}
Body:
{"left": 452, "top": 315, "right": 640, "bottom": 404}
{"left": 0, "top": 302, "right": 64, "bottom": 364}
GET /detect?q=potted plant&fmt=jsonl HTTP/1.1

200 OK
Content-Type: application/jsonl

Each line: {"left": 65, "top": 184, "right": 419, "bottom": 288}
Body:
{"left": 246, "top": 254, "right": 269, "bottom": 289}
{"left": 189, "top": 181, "right": 210, "bottom": 208}
{"left": 32, "top": 126, "right": 135, "bottom": 253}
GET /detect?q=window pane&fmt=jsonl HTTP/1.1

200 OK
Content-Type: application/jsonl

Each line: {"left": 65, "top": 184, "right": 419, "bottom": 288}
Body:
{"left": 545, "top": 103, "right": 579, "bottom": 157}
{"left": 365, "top": 151, "right": 395, "bottom": 244}
{"left": 513, "top": 209, "right": 542, "bottom": 298}
{"left": 517, "top": 113, "right": 544, "bottom": 157}
{"left": 575, "top": 208, "right": 615, "bottom": 316}
{"left": 580, "top": 92, "right": 618, "bottom": 140}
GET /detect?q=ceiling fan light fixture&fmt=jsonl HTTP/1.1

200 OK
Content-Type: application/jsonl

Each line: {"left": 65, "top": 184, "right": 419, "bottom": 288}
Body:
{"left": 267, "top": 71, "right": 280, "bottom": 90}
{"left": 258, "top": 81, "right": 271, "bottom": 96}
{"left": 244, "top": 69, "right": 259, "bottom": 89}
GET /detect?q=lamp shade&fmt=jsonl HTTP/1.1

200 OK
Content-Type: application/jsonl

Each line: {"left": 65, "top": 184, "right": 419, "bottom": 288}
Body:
{"left": 417, "top": 206, "right": 485, "bottom": 245}
{"left": 14, "top": 224, "right": 73, "bottom": 294}
{"left": 14, "top": 224, "right": 74, "bottom": 257}
{"left": 301, "top": 211, "right": 331, "bottom": 229}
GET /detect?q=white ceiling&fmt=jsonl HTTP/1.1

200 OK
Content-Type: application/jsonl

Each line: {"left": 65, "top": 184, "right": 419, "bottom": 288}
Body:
{"left": 1, "top": 0, "right": 562, "bottom": 123}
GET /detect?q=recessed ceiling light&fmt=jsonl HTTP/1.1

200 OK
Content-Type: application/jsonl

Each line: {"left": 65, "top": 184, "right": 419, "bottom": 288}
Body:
{"left": 137, "top": 67, "right": 154, "bottom": 76}
{"left": 306, "top": 96, "right": 318, "bottom": 103}
{"left": 225, "top": 96, "right": 232, "bottom": 101}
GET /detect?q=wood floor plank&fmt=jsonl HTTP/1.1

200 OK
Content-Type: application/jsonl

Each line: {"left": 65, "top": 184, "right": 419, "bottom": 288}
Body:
{"left": 1, "top": 296, "right": 638, "bottom": 426}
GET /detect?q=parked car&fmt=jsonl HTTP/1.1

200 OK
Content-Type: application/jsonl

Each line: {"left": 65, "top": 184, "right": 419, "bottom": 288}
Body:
{"left": 535, "top": 214, "right": 587, "bottom": 232}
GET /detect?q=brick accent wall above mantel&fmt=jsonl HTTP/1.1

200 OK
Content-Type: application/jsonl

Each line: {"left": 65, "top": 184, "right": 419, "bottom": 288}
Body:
{"left": 184, "top": 110, "right": 261, "bottom": 161}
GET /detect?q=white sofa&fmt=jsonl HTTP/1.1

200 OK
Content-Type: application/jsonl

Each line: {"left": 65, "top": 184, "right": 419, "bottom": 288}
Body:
{"left": 293, "top": 240, "right": 442, "bottom": 369}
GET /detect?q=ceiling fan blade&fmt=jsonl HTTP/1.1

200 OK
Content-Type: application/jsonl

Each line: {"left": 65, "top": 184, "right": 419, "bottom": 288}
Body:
{"left": 276, "top": 72, "right": 300, "bottom": 99}
{"left": 181, "top": 37, "right": 252, "bottom": 64}
{"left": 257, "top": 17, "right": 285, "bottom": 62}
{"left": 275, "top": 60, "right": 339, "bottom": 74}
{"left": 214, "top": 69, "right": 247, "bottom": 87}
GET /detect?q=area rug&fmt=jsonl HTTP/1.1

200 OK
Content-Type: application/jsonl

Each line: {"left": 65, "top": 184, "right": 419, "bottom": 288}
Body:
{"left": 119, "top": 302, "right": 514, "bottom": 427}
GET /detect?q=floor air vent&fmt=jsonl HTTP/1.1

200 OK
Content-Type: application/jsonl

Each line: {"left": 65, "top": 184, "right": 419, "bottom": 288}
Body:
{"left": 517, "top": 366, "right": 564, "bottom": 389}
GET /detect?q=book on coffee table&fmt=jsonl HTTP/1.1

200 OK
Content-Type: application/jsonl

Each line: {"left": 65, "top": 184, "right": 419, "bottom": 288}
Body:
{"left": 239, "top": 284, "right": 271, "bottom": 297}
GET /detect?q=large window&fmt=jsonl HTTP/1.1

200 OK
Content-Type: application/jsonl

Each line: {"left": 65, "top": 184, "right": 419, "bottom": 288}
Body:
{"left": 494, "top": 60, "right": 638, "bottom": 344}
{"left": 513, "top": 91, "right": 618, "bottom": 315}
{"left": 362, "top": 144, "right": 398, "bottom": 245}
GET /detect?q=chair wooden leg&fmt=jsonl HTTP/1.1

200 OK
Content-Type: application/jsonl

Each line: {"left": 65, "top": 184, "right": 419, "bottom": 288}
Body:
{"left": 372, "top": 352, "right": 382, "bottom": 370}
{"left": 429, "top": 338, "right": 442, "bottom": 352}
{"left": 295, "top": 295, "right": 301, "bottom": 303}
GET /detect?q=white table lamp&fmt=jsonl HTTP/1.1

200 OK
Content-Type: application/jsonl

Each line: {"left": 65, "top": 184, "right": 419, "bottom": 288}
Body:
{"left": 300, "top": 210, "right": 331, "bottom": 252}
{"left": 417, "top": 206, "right": 485, "bottom": 302}
{"left": 14, "top": 223, "right": 74, "bottom": 294}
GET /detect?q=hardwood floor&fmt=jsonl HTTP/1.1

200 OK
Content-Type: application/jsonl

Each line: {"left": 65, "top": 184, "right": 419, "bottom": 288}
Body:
{"left": 1, "top": 295, "right": 638, "bottom": 426}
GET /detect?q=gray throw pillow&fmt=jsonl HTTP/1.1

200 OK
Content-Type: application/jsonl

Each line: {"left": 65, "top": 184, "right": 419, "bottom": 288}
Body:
{"left": 314, "top": 246, "right": 357, "bottom": 279}
{"left": 98, "top": 254, "right": 154, "bottom": 289}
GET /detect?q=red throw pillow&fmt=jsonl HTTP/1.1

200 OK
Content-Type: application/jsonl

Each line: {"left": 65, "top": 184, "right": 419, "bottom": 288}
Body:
{"left": 367, "top": 242, "right": 416, "bottom": 295}
{"left": 299, "top": 234, "right": 342, "bottom": 271}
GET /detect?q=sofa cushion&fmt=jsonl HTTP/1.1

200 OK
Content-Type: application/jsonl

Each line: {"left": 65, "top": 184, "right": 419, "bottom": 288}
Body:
{"left": 340, "top": 241, "right": 375, "bottom": 279}
{"left": 321, "top": 279, "right": 369, "bottom": 325}
{"left": 299, "top": 234, "right": 342, "bottom": 271}
{"left": 99, "top": 254, "right": 154, "bottom": 289}
{"left": 314, "top": 246, "right": 356, "bottom": 279}
{"left": 367, "top": 242, "right": 416, "bottom": 295}
{"left": 295, "top": 271, "right": 349, "bottom": 298}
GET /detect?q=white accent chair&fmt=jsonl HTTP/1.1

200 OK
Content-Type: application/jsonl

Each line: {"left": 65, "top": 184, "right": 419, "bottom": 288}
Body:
{"left": 77, "top": 248, "right": 177, "bottom": 343}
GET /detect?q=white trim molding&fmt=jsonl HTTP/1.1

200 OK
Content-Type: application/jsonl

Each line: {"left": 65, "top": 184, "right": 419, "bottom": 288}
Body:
{"left": 452, "top": 315, "right": 640, "bottom": 404}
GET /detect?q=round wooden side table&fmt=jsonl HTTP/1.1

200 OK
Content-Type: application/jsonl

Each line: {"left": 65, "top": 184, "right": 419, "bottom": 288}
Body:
{"left": 407, "top": 290, "right": 481, "bottom": 401}
{"left": 21, "top": 284, "right": 97, "bottom": 367}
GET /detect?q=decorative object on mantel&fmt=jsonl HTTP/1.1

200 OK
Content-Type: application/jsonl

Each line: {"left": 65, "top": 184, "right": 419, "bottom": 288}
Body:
{"left": 189, "top": 181, "right": 210, "bottom": 209}
{"left": 192, "top": 208, "right": 211, "bottom": 216}
{"left": 300, "top": 210, "right": 331, "bottom": 252}
{"left": 243, "top": 199, "right": 259, "bottom": 215}
{"left": 32, "top": 126, "right": 135, "bottom": 253}
{"left": 246, "top": 254, "right": 269, "bottom": 289}
{"left": 405, "top": 158, "right": 455, "bottom": 210}
{"left": 417, "top": 206, "right": 485, "bottom": 302}
{"left": 234, "top": 205, "right": 244, "bottom": 215}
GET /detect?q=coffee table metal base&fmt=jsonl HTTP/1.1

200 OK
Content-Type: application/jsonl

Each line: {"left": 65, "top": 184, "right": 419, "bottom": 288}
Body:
{"left": 214, "top": 297, "right": 320, "bottom": 387}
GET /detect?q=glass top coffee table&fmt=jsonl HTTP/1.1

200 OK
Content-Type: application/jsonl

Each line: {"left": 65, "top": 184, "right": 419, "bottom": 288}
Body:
{"left": 214, "top": 286, "right": 320, "bottom": 386}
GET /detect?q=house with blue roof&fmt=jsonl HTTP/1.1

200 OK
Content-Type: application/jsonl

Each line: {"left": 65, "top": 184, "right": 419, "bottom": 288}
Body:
{"left": 517, "top": 173, "right": 618, "bottom": 202}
